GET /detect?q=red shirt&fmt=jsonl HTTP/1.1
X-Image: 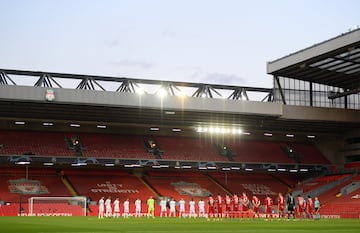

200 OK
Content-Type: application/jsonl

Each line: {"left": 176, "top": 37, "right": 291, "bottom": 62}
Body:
{"left": 252, "top": 196, "right": 260, "bottom": 207}
{"left": 242, "top": 194, "right": 249, "bottom": 206}
{"left": 208, "top": 196, "right": 215, "bottom": 206}
{"left": 265, "top": 196, "right": 273, "bottom": 207}
{"left": 233, "top": 195, "right": 239, "bottom": 206}
{"left": 278, "top": 195, "right": 284, "bottom": 206}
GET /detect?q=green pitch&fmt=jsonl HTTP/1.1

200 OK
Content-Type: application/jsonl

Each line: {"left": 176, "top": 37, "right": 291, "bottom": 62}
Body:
{"left": 0, "top": 217, "right": 359, "bottom": 233}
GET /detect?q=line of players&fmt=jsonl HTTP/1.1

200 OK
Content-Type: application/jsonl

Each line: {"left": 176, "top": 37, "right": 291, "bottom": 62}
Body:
{"left": 98, "top": 192, "right": 320, "bottom": 220}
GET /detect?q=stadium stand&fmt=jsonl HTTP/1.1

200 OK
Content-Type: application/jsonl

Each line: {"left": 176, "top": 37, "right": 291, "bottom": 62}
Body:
{"left": 79, "top": 133, "right": 153, "bottom": 159}
{"left": 152, "top": 136, "right": 225, "bottom": 161}
{"left": 225, "top": 140, "right": 295, "bottom": 164}
{"left": 208, "top": 172, "right": 290, "bottom": 199}
{"left": 144, "top": 170, "right": 226, "bottom": 202}
{"left": 62, "top": 169, "right": 155, "bottom": 215}
{"left": 0, "top": 130, "right": 73, "bottom": 157}
{"left": 0, "top": 168, "right": 72, "bottom": 216}
{"left": 318, "top": 175, "right": 360, "bottom": 218}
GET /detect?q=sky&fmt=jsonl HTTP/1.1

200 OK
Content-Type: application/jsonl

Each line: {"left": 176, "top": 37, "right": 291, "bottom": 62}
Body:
{"left": 1, "top": 0, "right": 359, "bottom": 90}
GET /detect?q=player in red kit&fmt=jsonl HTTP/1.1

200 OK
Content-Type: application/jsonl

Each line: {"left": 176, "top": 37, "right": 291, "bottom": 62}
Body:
{"left": 305, "top": 195, "right": 314, "bottom": 219}
{"left": 225, "top": 194, "right": 232, "bottom": 218}
{"left": 232, "top": 192, "right": 240, "bottom": 218}
{"left": 251, "top": 195, "right": 261, "bottom": 218}
{"left": 297, "top": 194, "right": 305, "bottom": 219}
{"left": 264, "top": 195, "right": 273, "bottom": 219}
{"left": 241, "top": 192, "right": 249, "bottom": 218}
{"left": 277, "top": 193, "right": 285, "bottom": 219}
{"left": 215, "top": 193, "right": 223, "bottom": 219}
{"left": 207, "top": 194, "right": 215, "bottom": 219}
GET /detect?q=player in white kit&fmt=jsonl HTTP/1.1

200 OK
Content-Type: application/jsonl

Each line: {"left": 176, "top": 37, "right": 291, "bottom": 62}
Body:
{"left": 113, "top": 197, "right": 120, "bottom": 218}
{"left": 189, "top": 198, "right": 196, "bottom": 218}
{"left": 135, "top": 198, "right": 141, "bottom": 217}
{"left": 98, "top": 196, "right": 105, "bottom": 219}
{"left": 123, "top": 198, "right": 130, "bottom": 218}
{"left": 178, "top": 198, "right": 186, "bottom": 218}
{"left": 198, "top": 198, "right": 205, "bottom": 217}
{"left": 169, "top": 198, "right": 176, "bottom": 217}
{"left": 105, "top": 196, "right": 112, "bottom": 218}
{"left": 159, "top": 197, "right": 168, "bottom": 218}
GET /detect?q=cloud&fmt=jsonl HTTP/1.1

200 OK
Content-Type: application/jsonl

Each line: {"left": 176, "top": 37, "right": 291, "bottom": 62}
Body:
{"left": 191, "top": 71, "right": 246, "bottom": 85}
{"left": 162, "top": 29, "right": 176, "bottom": 38}
{"left": 105, "top": 39, "right": 120, "bottom": 47}
{"left": 109, "top": 59, "right": 153, "bottom": 70}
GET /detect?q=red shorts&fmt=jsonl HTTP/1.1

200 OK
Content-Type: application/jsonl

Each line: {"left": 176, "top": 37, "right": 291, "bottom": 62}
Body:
{"left": 253, "top": 207, "right": 259, "bottom": 213}
{"left": 233, "top": 205, "right": 239, "bottom": 211}
{"left": 225, "top": 205, "right": 231, "bottom": 212}
{"left": 265, "top": 206, "right": 272, "bottom": 214}
{"left": 278, "top": 205, "right": 284, "bottom": 212}
{"left": 208, "top": 206, "right": 215, "bottom": 214}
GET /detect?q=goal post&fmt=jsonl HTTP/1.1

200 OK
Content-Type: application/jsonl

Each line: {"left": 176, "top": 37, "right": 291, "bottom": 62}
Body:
{"left": 28, "top": 196, "right": 87, "bottom": 216}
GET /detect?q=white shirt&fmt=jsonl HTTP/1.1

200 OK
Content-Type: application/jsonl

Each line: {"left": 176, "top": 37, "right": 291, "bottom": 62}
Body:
{"left": 98, "top": 198, "right": 105, "bottom": 212}
{"left": 105, "top": 198, "right": 111, "bottom": 208}
{"left": 198, "top": 200, "right": 205, "bottom": 211}
{"left": 169, "top": 200, "right": 176, "bottom": 212}
{"left": 135, "top": 199, "right": 141, "bottom": 211}
{"left": 114, "top": 199, "right": 120, "bottom": 212}
{"left": 160, "top": 199, "right": 167, "bottom": 211}
{"left": 105, "top": 198, "right": 112, "bottom": 212}
{"left": 123, "top": 200, "right": 130, "bottom": 213}
{"left": 189, "top": 200, "right": 195, "bottom": 212}
{"left": 179, "top": 199, "right": 185, "bottom": 212}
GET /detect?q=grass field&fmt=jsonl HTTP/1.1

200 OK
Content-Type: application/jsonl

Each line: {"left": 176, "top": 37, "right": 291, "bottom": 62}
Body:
{"left": 0, "top": 217, "right": 359, "bottom": 233}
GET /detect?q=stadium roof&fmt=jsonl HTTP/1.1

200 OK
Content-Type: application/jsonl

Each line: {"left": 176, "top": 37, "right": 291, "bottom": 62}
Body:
{"left": 267, "top": 28, "right": 360, "bottom": 91}
{"left": 0, "top": 85, "right": 359, "bottom": 137}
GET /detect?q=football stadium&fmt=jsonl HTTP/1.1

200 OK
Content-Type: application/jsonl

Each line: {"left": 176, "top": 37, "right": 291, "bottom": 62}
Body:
{"left": 0, "top": 28, "right": 360, "bottom": 232}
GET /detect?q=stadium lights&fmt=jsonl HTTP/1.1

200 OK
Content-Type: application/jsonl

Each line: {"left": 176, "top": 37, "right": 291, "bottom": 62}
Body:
{"left": 150, "top": 127, "right": 159, "bottom": 131}
{"left": 286, "top": 134, "right": 294, "bottom": 138}
{"left": 157, "top": 88, "right": 167, "bottom": 97}
{"left": 222, "top": 167, "right": 231, "bottom": 171}
{"left": 151, "top": 165, "right": 169, "bottom": 169}
{"left": 71, "top": 162, "right": 87, "bottom": 166}
{"left": 70, "top": 123, "right": 80, "bottom": 127}
{"left": 231, "top": 167, "right": 241, "bottom": 170}
{"left": 196, "top": 126, "right": 243, "bottom": 135}
{"left": 245, "top": 168, "right": 253, "bottom": 171}
{"left": 264, "top": 133, "right": 273, "bottom": 137}
{"left": 124, "top": 164, "right": 142, "bottom": 168}
{"left": 289, "top": 169, "right": 298, "bottom": 173}
{"left": 135, "top": 87, "right": 145, "bottom": 95}
{"left": 43, "top": 162, "right": 54, "bottom": 166}
{"left": 97, "top": 125, "right": 107, "bottom": 129}
{"left": 104, "top": 163, "right": 115, "bottom": 167}
{"left": 267, "top": 168, "right": 276, "bottom": 172}
{"left": 42, "top": 122, "right": 54, "bottom": 126}
{"left": 15, "top": 121, "right": 25, "bottom": 125}
{"left": 299, "top": 168, "right": 309, "bottom": 172}
{"left": 15, "top": 161, "right": 30, "bottom": 165}
{"left": 307, "top": 135, "right": 316, "bottom": 139}
{"left": 172, "top": 128, "right": 181, "bottom": 132}
{"left": 181, "top": 165, "right": 192, "bottom": 169}
{"left": 277, "top": 168, "right": 287, "bottom": 172}
{"left": 165, "top": 111, "right": 175, "bottom": 115}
